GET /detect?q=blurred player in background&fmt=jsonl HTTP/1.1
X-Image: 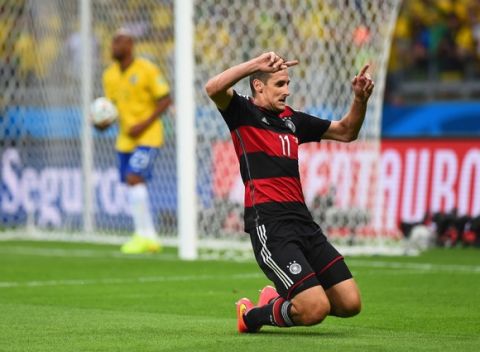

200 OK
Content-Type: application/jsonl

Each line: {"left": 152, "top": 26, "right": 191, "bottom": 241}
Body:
{"left": 205, "top": 52, "right": 374, "bottom": 332}
{"left": 97, "top": 28, "right": 171, "bottom": 254}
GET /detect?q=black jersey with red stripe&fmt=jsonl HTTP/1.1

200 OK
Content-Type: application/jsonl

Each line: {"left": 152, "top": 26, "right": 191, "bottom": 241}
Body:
{"left": 219, "top": 91, "right": 331, "bottom": 231}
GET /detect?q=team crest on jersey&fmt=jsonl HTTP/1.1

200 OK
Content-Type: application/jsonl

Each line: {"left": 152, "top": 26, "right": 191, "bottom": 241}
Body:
{"left": 129, "top": 74, "right": 138, "bottom": 85}
{"left": 284, "top": 118, "right": 296, "bottom": 133}
{"left": 287, "top": 261, "right": 302, "bottom": 275}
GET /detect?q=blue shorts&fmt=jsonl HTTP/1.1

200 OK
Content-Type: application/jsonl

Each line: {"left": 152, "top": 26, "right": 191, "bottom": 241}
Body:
{"left": 117, "top": 146, "right": 158, "bottom": 183}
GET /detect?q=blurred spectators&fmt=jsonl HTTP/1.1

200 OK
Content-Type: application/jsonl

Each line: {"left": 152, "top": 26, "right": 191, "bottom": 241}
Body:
{"left": 386, "top": 0, "right": 480, "bottom": 103}
{"left": 1, "top": 0, "right": 478, "bottom": 104}
{"left": 400, "top": 210, "right": 480, "bottom": 248}
{"left": 0, "top": 0, "right": 173, "bottom": 102}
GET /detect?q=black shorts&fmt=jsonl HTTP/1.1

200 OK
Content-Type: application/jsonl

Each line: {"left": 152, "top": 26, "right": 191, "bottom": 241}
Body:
{"left": 249, "top": 220, "right": 352, "bottom": 300}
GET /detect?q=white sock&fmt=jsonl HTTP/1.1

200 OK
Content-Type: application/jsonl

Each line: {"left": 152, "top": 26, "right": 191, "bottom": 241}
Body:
{"left": 128, "top": 183, "right": 158, "bottom": 241}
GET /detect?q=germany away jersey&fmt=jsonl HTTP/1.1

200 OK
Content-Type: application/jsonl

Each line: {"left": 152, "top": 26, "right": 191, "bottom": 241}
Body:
{"left": 219, "top": 91, "right": 331, "bottom": 231}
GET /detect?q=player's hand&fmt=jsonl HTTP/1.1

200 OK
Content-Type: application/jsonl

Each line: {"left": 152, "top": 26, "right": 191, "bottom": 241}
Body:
{"left": 255, "top": 52, "right": 299, "bottom": 73}
{"left": 93, "top": 120, "right": 112, "bottom": 131}
{"left": 352, "top": 64, "right": 374, "bottom": 103}
{"left": 128, "top": 123, "right": 146, "bottom": 138}
{"left": 129, "top": 113, "right": 160, "bottom": 138}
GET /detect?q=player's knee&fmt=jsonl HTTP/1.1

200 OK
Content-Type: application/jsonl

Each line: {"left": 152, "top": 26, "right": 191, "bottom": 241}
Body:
{"left": 343, "top": 299, "right": 361, "bottom": 317}
{"left": 336, "top": 293, "right": 362, "bottom": 317}
{"left": 295, "top": 298, "right": 331, "bottom": 326}
{"left": 126, "top": 174, "right": 144, "bottom": 185}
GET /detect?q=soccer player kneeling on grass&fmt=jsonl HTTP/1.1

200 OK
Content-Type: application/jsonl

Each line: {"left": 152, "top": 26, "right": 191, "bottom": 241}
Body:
{"left": 205, "top": 52, "right": 374, "bottom": 332}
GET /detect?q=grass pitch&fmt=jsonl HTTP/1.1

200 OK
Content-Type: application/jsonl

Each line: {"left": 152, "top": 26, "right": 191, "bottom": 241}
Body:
{"left": 0, "top": 240, "right": 479, "bottom": 351}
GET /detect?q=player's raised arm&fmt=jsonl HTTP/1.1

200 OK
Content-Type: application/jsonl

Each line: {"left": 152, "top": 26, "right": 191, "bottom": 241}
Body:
{"left": 204, "top": 52, "right": 298, "bottom": 110}
{"left": 322, "top": 64, "right": 374, "bottom": 142}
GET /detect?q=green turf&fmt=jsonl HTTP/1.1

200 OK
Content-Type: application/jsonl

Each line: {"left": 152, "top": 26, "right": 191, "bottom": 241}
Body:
{"left": 0, "top": 240, "right": 479, "bottom": 351}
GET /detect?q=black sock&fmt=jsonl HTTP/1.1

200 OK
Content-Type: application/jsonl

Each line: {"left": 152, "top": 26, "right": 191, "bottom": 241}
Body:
{"left": 244, "top": 298, "right": 295, "bottom": 330}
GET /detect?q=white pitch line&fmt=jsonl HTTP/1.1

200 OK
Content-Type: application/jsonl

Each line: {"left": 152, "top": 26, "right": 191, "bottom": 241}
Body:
{"left": 347, "top": 259, "right": 480, "bottom": 273}
{"left": 0, "top": 246, "right": 178, "bottom": 261}
{"left": 0, "top": 272, "right": 264, "bottom": 289}
{"left": 1, "top": 245, "right": 479, "bottom": 274}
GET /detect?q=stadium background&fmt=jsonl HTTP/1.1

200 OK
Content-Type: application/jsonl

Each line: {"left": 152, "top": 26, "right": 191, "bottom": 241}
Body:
{"left": 0, "top": 0, "right": 479, "bottom": 247}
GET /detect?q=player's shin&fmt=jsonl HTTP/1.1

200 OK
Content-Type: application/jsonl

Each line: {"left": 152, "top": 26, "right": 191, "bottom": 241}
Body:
{"left": 128, "top": 183, "right": 158, "bottom": 240}
{"left": 244, "top": 297, "right": 295, "bottom": 330}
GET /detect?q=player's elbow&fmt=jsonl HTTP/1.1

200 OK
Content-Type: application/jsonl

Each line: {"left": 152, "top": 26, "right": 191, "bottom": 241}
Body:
{"left": 339, "top": 121, "right": 359, "bottom": 142}
{"left": 335, "top": 129, "right": 358, "bottom": 143}
{"left": 204, "top": 79, "right": 231, "bottom": 111}
{"left": 162, "top": 95, "right": 173, "bottom": 106}
{"left": 204, "top": 81, "right": 213, "bottom": 96}
{"left": 344, "top": 131, "right": 358, "bottom": 142}
{"left": 204, "top": 79, "right": 218, "bottom": 98}
{"left": 328, "top": 120, "right": 358, "bottom": 143}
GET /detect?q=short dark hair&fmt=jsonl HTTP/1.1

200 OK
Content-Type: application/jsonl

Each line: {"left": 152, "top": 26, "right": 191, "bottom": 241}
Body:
{"left": 249, "top": 71, "right": 272, "bottom": 96}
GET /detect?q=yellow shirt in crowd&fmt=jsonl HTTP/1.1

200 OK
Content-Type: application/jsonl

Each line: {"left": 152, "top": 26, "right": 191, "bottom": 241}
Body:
{"left": 103, "top": 57, "right": 170, "bottom": 152}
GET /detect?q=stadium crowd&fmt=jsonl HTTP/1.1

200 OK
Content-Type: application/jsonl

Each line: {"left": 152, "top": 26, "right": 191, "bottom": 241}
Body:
{"left": 387, "top": 0, "right": 480, "bottom": 102}
{"left": 1, "top": 0, "right": 479, "bottom": 101}
{"left": 0, "top": 0, "right": 174, "bottom": 92}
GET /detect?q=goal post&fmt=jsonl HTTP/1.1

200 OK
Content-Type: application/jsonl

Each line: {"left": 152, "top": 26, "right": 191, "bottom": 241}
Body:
{"left": 175, "top": 0, "right": 197, "bottom": 260}
{"left": 80, "top": 0, "right": 94, "bottom": 234}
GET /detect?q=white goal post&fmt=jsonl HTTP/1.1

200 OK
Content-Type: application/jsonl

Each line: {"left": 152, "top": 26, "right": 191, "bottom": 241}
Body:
{"left": 175, "top": 0, "right": 197, "bottom": 260}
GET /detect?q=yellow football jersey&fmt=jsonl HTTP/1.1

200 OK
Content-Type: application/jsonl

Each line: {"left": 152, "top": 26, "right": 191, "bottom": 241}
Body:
{"left": 103, "top": 57, "right": 170, "bottom": 152}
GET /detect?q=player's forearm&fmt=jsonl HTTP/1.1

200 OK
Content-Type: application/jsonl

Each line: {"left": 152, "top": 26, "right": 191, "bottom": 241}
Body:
{"left": 141, "top": 97, "right": 169, "bottom": 126}
{"left": 152, "top": 95, "right": 172, "bottom": 119}
{"left": 143, "top": 96, "right": 172, "bottom": 125}
{"left": 128, "top": 96, "right": 171, "bottom": 138}
{"left": 205, "top": 59, "right": 258, "bottom": 98}
{"left": 340, "top": 97, "right": 368, "bottom": 141}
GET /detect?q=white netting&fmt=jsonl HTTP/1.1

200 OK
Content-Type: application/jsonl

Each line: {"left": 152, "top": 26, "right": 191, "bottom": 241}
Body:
{"left": 0, "top": 0, "right": 402, "bottom": 255}
{"left": 194, "top": 0, "right": 402, "bottom": 252}
{"left": 0, "top": 0, "right": 176, "bottom": 241}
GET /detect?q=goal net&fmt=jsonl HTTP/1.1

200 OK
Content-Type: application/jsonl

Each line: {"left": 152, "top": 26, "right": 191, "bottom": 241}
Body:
{"left": 0, "top": 0, "right": 402, "bottom": 257}
{"left": 194, "top": 0, "right": 403, "bottom": 257}
{"left": 0, "top": 0, "right": 176, "bottom": 243}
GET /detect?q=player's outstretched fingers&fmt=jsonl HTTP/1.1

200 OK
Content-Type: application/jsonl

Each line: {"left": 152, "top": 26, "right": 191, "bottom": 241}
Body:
{"left": 358, "top": 64, "right": 370, "bottom": 77}
{"left": 284, "top": 59, "right": 299, "bottom": 67}
{"left": 278, "top": 57, "right": 298, "bottom": 70}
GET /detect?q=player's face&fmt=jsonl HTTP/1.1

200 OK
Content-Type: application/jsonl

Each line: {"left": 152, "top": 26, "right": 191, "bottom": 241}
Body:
{"left": 263, "top": 70, "right": 290, "bottom": 112}
{"left": 111, "top": 35, "right": 132, "bottom": 61}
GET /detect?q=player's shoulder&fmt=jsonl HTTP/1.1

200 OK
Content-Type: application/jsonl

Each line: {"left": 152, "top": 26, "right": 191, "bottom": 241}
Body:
{"left": 224, "top": 91, "right": 253, "bottom": 113}
{"left": 236, "top": 92, "right": 251, "bottom": 101}
{"left": 103, "top": 62, "right": 118, "bottom": 78}
{"left": 231, "top": 91, "right": 252, "bottom": 107}
{"left": 288, "top": 106, "right": 316, "bottom": 121}
{"left": 135, "top": 57, "right": 160, "bottom": 72}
